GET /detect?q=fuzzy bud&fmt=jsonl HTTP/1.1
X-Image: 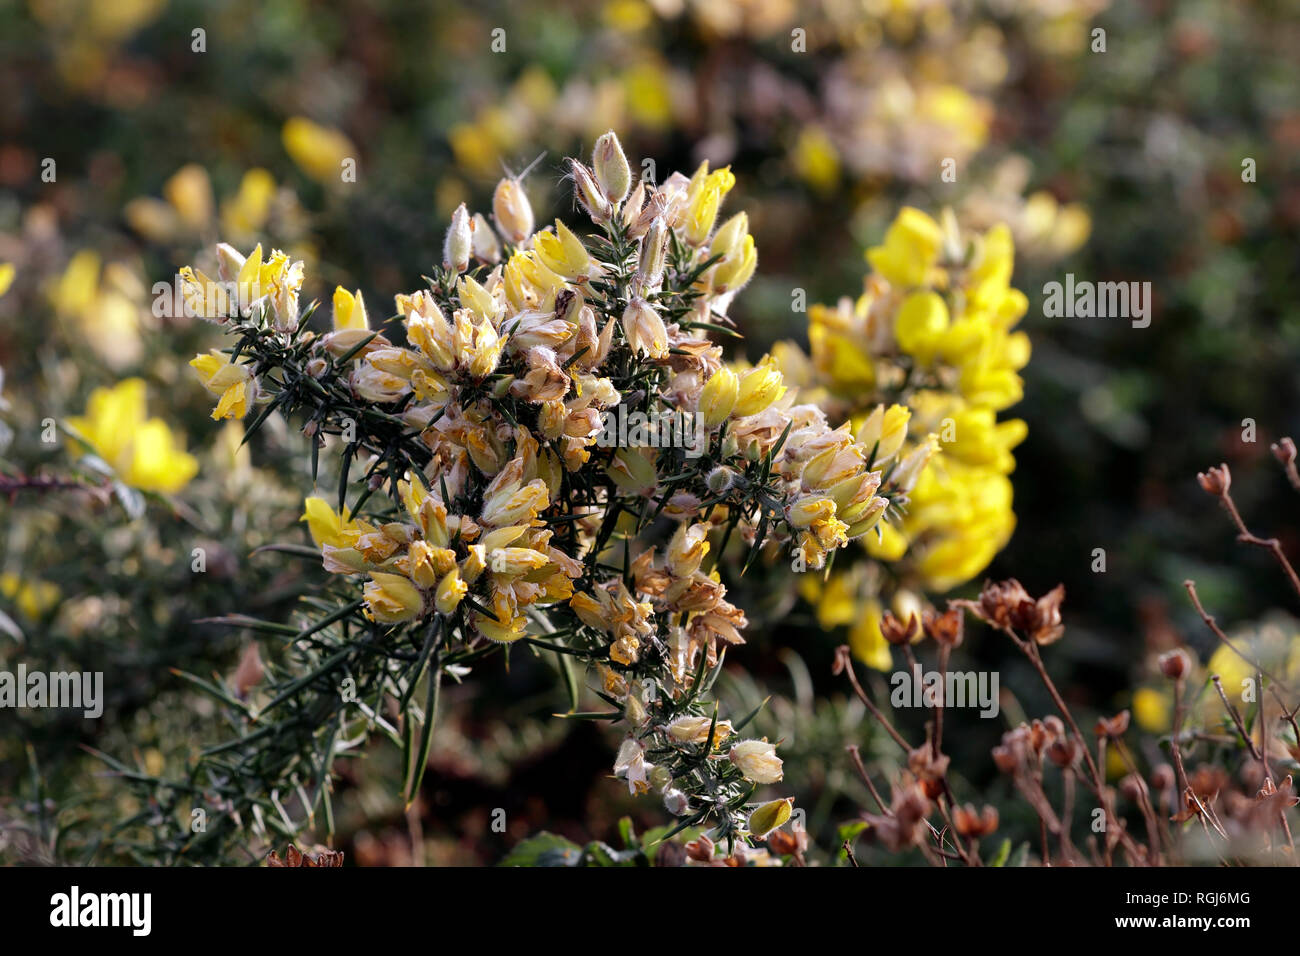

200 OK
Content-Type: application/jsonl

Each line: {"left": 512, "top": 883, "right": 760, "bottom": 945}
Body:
{"left": 592, "top": 130, "right": 632, "bottom": 204}
{"left": 705, "top": 465, "right": 736, "bottom": 495}
{"left": 492, "top": 177, "right": 534, "bottom": 246}
{"left": 571, "top": 161, "right": 612, "bottom": 222}
{"left": 443, "top": 203, "right": 473, "bottom": 274}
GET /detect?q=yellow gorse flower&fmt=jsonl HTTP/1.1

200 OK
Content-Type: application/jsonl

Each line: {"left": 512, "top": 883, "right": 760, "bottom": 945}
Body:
{"left": 533, "top": 220, "right": 593, "bottom": 280}
{"left": 301, "top": 497, "right": 363, "bottom": 549}
{"left": 66, "top": 379, "right": 198, "bottom": 493}
{"left": 189, "top": 350, "right": 258, "bottom": 420}
{"left": 332, "top": 286, "right": 368, "bottom": 331}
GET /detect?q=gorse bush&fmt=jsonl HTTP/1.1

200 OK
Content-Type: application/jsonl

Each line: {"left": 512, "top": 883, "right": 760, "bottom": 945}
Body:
{"left": 123, "top": 132, "right": 960, "bottom": 864}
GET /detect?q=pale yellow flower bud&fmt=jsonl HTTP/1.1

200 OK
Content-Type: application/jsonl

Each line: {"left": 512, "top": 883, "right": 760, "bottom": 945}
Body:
{"left": 733, "top": 356, "right": 786, "bottom": 417}
{"left": 684, "top": 184, "right": 721, "bottom": 247}
{"left": 665, "top": 714, "right": 734, "bottom": 746}
{"left": 856, "top": 404, "right": 910, "bottom": 463}
{"left": 729, "top": 739, "right": 783, "bottom": 784}
{"left": 569, "top": 591, "right": 609, "bottom": 631}
{"left": 666, "top": 522, "right": 710, "bottom": 578}
{"left": 699, "top": 367, "right": 739, "bottom": 426}
{"left": 636, "top": 216, "right": 669, "bottom": 294}
{"left": 350, "top": 361, "right": 411, "bottom": 403}
{"left": 844, "top": 496, "right": 888, "bottom": 539}
{"left": 492, "top": 177, "right": 534, "bottom": 245}
{"left": 621, "top": 298, "right": 669, "bottom": 358}
{"left": 607, "top": 446, "right": 658, "bottom": 495}
{"left": 489, "top": 547, "right": 549, "bottom": 576}
{"left": 748, "top": 798, "right": 794, "bottom": 838}
{"left": 711, "top": 234, "right": 756, "bottom": 293}
{"left": 364, "top": 572, "right": 423, "bottom": 623}
{"left": 891, "top": 435, "right": 939, "bottom": 493}
{"left": 434, "top": 567, "right": 468, "bottom": 614}
{"left": 592, "top": 130, "right": 631, "bottom": 204}
{"left": 471, "top": 213, "right": 501, "bottom": 263}
{"left": 623, "top": 183, "right": 646, "bottom": 228}
{"left": 443, "top": 203, "right": 473, "bottom": 274}
{"left": 457, "top": 275, "right": 497, "bottom": 323}
{"left": 332, "top": 286, "right": 368, "bottom": 331}
{"left": 709, "top": 212, "right": 749, "bottom": 262}
{"left": 215, "top": 242, "right": 246, "bottom": 283}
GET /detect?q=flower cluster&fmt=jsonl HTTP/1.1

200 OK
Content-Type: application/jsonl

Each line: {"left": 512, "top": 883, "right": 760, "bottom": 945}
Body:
{"left": 778, "top": 206, "right": 1030, "bottom": 668}
{"left": 179, "top": 132, "right": 915, "bottom": 852}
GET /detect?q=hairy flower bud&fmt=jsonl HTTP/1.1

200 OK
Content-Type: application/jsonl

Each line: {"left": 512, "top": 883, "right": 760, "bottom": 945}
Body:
{"left": 856, "top": 404, "right": 910, "bottom": 464}
{"left": 592, "top": 130, "right": 631, "bottom": 204}
{"left": 636, "top": 216, "right": 669, "bottom": 294}
{"left": 443, "top": 203, "right": 472, "bottom": 274}
{"left": 571, "top": 160, "right": 612, "bottom": 222}
{"left": 705, "top": 465, "right": 736, "bottom": 495}
{"left": 663, "top": 788, "right": 691, "bottom": 816}
{"left": 492, "top": 177, "right": 534, "bottom": 246}
{"left": 471, "top": 213, "right": 501, "bottom": 263}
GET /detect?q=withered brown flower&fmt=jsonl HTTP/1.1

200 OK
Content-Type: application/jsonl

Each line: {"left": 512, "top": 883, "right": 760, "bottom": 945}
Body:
{"left": 881, "top": 609, "right": 921, "bottom": 646}
{"left": 975, "top": 579, "right": 1066, "bottom": 644}
{"left": 1093, "top": 709, "right": 1131, "bottom": 738}
{"left": 922, "top": 606, "right": 964, "bottom": 648}
{"left": 976, "top": 578, "right": 1033, "bottom": 629}
{"left": 267, "top": 845, "right": 344, "bottom": 867}
{"left": 952, "top": 803, "right": 999, "bottom": 839}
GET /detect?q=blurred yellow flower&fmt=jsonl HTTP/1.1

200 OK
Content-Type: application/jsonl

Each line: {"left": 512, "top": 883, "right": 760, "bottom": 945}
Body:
{"left": 221, "top": 168, "right": 277, "bottom": 238}
{"left": 0, "top": 262, "right": 15, "bottom": 298}
{"left": 0, "top": 573, "right": 61, "bottom": 620}
{"left": 866, "top": 206, "right": 943, "bottom": 288}
{"left": 792, "top": 125, "right": 840, "bottom": 194}
{"left": 1132, "top": 686, "right": 1171, "bottom": 733}
{"left": 848, "top": 599, "right": 893, "bottom": 671}
{"left": 283, "top": 117, "right": 356, "bottom": 185}
{"left": 66, "top": 379, "right": 198, "bottom": 493}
